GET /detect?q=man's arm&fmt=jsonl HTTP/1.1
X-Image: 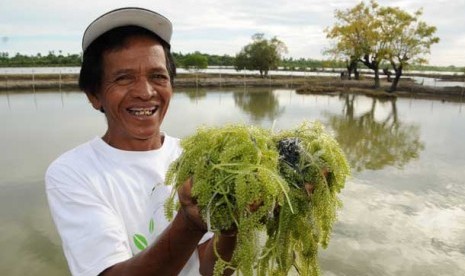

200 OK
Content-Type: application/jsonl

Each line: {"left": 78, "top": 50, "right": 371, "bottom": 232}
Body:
{"left": 101, "top": 178, "right": 237, "bottom": 276}
{"left": 100, "top": 206, "right": 206, "bottom": 275}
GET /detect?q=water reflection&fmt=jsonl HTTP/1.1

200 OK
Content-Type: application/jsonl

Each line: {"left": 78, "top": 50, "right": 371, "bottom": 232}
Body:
{"left": 233, "top": 89, "right": 284, "bottom": 122}
{"left": 20, "top": 219, "right": 67, "bottom": 274}
{"left": 177, "top": 88, "right": 207, "bottom": 101}
{"left": 326, "top": 95, "right": 424, "bottom": 172}
{"left": 0, "top": 183, "right": 68, "bottom": 275}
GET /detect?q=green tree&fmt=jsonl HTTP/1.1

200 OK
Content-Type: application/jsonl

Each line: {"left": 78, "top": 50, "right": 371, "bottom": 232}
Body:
{"left": 324, "top": 3, "right": 365, "bottom": 80}
{"left": 325, "top": 0, "right": 386, "bottom": 88}
{"left": 326, "top": 0, "right": 439, "bottom": 91}
{"left": 325, "top": 1, "right": 384, "bottom": 85}
{"left": 182, "top": 51, "right": 208, "bottom": 71}
{"left": 378, "top": 7, "right": 439, "bottom": 92}
{"left": 206, "top": 54, "right": 235, "bottom": 67}
{"left": 234, "top": 33, "right": 287, "bottom": 77}
{"left": 0, "top": 51, "right": 81, "bottom": 66}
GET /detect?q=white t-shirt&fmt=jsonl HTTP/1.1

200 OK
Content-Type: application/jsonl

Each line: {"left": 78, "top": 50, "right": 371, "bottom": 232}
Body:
{"left": 46, "top": 135, "right": 208, "bottom": 276}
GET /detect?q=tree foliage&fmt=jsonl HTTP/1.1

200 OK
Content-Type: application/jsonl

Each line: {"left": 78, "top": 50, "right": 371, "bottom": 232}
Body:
{"left": 181, "top": 51, "right": 208, "bottom": 71}
{"left": 325, "top": 2, "right": 372, "bottom": 80}
{"left": 235, "top": 33, "right": 288, "bottom": 77}
{"left": 325, "top": 0, "right": 439, "bottom": 91}
{"left": 378, "top": 7, "right": 439, "bottom": 91}
{"left": 0, "top": 51, "right": 81, "bottom": 67}
{"left": 325, "top": 1, "right": 383, "bottom": 84}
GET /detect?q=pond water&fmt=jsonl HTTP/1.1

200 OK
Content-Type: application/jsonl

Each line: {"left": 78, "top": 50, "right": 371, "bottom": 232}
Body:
{"left": 0, "top": 88, "right": 464, "bottom": 275}
{"left": 411, "top": 76, "right": 465, "bottom": 88}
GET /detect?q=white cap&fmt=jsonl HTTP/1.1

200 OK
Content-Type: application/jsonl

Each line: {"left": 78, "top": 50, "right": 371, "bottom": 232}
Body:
{"left": 82, "top": 7, "right": 172, "bottom": 51}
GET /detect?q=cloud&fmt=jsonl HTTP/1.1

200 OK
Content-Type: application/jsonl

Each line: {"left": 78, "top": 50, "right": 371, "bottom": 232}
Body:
{"left": 0, "top": 0, "right": 463, "bottom": 66}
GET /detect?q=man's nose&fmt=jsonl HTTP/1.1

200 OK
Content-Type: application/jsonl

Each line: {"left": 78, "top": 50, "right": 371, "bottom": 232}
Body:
{"left": 132, "top": 77, "right": 155, "bottom": 99}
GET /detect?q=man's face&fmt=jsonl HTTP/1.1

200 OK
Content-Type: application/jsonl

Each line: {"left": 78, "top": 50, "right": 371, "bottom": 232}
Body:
{"left": 88, "top": 35, "right": 172, "bottom": 150}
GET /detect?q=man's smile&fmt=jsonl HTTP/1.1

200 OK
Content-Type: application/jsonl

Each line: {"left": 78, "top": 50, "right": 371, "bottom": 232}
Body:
{"left": 127, "top": 106, "right": 158, "bottom": 116}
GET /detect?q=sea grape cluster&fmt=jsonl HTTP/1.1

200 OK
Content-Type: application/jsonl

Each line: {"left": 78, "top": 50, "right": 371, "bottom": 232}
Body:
{"left": 261, "top": 122, "right": 350, "bottom": 275}
{"left": 164, "top": 122, "right": 350, "bottom": 276}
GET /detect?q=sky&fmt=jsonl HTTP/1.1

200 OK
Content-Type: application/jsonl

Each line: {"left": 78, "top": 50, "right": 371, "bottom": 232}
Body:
{"left": 1, "top": 0, "right": 464, "bottom": 67}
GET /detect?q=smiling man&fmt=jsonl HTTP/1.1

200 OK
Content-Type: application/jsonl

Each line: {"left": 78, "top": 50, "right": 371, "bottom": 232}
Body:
{"left": 86, "top": 32, "right": 171, "bottom": 151}
{"left": 45, "top": 7, "right": 235, "bottom": 276}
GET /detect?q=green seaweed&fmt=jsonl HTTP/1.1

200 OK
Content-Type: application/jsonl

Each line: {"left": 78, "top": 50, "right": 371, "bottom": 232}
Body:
{"left": 164, "top": 122, "right": 350, "bottom": 276}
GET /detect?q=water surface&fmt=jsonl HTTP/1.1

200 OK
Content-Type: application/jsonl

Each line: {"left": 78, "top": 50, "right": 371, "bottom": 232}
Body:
{"left": 1, "top": 88, "right": 464, "bottom": 275}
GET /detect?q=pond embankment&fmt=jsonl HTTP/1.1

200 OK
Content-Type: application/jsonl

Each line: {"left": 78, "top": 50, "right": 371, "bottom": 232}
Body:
{"left": 1, "top": 72, "right": 464, "bottom": 102}
{"left": 0, "top": 73, "right": 307, "bottom": 90}
{"left": 296, "top": 78, "right": 465, "bottom": 102}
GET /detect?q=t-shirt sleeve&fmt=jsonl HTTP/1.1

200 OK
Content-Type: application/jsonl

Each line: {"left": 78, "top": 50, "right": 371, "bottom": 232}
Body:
{"left": 46, "top": 163, "right": 132, "bottom": 276}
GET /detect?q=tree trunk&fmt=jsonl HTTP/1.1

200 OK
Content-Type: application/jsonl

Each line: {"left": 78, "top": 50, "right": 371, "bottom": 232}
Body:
{"left": 360, "top": 55, "right": 380, "bottom": 88}
{"left": 354, "top": 68, "right": 360, "bottom": 80}
{"left": 389, "top": 65, "right": 403, "bottom": 92}
{"left": 346, "top": 58, "right": 358, "bottom": 80}
{"left": 346, "top": 66, "right": 352, "bottom": 80}
{"left": 373, "top": 66, "right": 380, "bottom": 89}
{"left": 383, "top": 68, "right": 392, "bottom": 82}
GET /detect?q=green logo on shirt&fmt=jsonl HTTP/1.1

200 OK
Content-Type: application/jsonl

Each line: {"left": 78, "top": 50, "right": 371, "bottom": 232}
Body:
{"left": 133, "top": 218, "right": 155, "bottom": 251}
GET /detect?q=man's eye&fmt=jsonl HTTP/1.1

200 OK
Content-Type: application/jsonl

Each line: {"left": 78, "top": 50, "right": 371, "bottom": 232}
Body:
{"left": 150, "top": 74, "right": 169, "bottom": 82}
{"left": 114, "top": 75, "right": 135, "bottom": 85}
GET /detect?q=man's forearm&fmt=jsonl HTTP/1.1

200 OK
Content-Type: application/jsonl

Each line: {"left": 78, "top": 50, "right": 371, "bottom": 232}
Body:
{"left": 100, "top": 208, "right": 206, "bottom": 276}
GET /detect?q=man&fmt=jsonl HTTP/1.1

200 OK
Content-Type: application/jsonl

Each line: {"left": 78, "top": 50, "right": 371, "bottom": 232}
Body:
{"left": 46, "top": 7, "right": 235, "bottom": 276}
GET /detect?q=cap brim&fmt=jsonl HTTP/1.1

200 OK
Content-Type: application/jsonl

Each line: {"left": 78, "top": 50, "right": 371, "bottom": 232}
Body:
{"left": 82, "top": 7, "right": 172, "bottom": 51}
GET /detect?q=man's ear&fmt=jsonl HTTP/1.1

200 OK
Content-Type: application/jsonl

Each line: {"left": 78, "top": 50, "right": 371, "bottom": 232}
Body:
{"left": 86, "top": 92, "right": 104, "bottom": 113}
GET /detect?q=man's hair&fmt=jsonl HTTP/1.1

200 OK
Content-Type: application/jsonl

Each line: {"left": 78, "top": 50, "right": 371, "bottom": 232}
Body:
{"left": 79, "top": 26, "right": 176, "bottom": 97}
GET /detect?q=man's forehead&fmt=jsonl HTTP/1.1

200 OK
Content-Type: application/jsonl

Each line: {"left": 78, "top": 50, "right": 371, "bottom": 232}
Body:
{"left": 103, "top": 36, "right": 165, "bottom": 58}
{"left": 102, "top": 40, "right": 167, "bottom": 72}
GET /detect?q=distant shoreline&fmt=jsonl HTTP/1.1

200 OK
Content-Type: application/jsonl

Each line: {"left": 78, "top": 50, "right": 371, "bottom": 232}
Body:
{"left": 0, "top": 72, "right": 463, "bottom": 102}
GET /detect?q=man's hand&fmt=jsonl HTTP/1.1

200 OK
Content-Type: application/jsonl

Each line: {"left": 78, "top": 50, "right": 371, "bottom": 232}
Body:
{"left": 177, "top": 177, "right": 208, "bottom": 233}
{"left": 178, "top": 177, "right": 237, "bottom": 275}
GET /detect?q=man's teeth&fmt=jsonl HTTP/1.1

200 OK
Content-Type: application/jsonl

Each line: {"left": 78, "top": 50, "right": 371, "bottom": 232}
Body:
{"left": 129, "top": 107, "right": 156, "bottom": 116}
